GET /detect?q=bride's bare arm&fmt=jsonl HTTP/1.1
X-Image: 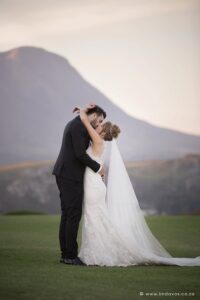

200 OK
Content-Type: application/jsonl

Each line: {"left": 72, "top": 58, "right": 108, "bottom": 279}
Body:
{"left": 73, "top": 105, "right": 106, "bottom": 179}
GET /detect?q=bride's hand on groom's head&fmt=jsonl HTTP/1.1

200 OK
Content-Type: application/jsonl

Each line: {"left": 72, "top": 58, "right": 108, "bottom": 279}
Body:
{"left": 72, "top": 103, "right": 96, "bottom": 114}
{"left": 85, "top": 103, "right": 96, "bottom": 112}
{"left": 73, "top": 107, "right": 88, "bottom": 121}
{"left": 72, "top": 106, "right": 80, "bottom": 114}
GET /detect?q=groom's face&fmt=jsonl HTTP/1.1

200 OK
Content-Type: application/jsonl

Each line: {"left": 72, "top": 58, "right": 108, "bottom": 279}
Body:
{"left": 90, "top": 113, "right": 104, "bottom": 129}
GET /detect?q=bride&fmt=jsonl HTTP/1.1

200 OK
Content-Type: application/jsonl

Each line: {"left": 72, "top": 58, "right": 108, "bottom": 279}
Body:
{"left": 74, "top": 105, "right": 200, "bottom": 267}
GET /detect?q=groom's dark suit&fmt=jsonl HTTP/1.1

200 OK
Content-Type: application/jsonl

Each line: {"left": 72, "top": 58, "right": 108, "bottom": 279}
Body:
{"left": 52, "top": 115, "right": 100, "bottom": 259}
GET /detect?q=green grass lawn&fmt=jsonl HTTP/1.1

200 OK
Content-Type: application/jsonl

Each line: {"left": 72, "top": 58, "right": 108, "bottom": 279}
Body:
{"left": 0, "top": 215, "right": 200, "bottom": 300}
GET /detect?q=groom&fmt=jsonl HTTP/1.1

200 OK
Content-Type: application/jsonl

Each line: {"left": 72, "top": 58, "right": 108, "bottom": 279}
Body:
{"left": 52, "top": 104, "right": 106, "bottom": 265}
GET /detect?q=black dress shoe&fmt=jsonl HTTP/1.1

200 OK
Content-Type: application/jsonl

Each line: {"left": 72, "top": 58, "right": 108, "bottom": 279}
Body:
{"left": 63, "top": 258, "right": 76, "bottom": 264}
{"left": 74, "top": 257, "right": 86, "bottom": 266}
{"left": 62, "top": 257, "right": 86, "bottom": 266}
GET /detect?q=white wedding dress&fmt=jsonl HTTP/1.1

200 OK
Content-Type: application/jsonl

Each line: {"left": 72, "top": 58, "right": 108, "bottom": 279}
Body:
{"left": 78, "top": 140, "right": 200, "bottom": 267}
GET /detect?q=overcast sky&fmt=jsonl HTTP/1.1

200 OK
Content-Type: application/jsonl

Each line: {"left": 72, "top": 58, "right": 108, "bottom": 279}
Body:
{"left": 0, "top": 0, "right": 200, "bottom": 135}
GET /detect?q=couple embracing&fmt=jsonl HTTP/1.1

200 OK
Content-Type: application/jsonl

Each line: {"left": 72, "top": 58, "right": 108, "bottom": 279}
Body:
{"left": 52, "top": 104, "right": 200, "bottom": 267}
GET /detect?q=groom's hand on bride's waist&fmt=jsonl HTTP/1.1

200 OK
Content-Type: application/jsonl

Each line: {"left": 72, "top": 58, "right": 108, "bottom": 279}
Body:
{"left": 98, "top": 166, "right": 106, "bottom": 181}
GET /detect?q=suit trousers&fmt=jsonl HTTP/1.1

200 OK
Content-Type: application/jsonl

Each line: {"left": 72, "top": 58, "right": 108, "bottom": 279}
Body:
{"left": 55, "top": 176, "right": 84, "bottom": 259}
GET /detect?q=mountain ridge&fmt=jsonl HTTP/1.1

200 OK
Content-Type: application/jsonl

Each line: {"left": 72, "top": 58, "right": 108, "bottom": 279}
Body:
{"left": 0, "top": 45, "right": 200, "bottom": 164}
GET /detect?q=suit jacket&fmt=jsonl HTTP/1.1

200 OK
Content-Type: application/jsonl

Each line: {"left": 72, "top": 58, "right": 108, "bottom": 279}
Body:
{"left": 52, "top": 115, "right": 100, "bottom": 182}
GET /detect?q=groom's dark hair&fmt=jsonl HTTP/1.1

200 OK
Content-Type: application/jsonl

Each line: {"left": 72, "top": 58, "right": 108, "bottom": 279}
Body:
{"left": 86, "top": 105, "right": 106, "bottom": 119}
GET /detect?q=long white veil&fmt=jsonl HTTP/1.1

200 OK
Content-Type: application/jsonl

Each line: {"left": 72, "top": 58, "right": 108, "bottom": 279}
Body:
{"left": 104, "top": 139, "right": 200, "bottom": 266}
{"left": 105, "top": 139, "right": 173, "bottom": 258}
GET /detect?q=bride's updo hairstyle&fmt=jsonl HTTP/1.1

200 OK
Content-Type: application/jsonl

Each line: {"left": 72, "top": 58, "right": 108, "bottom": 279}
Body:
{"left": 102, "top": 121, "right": 121, "bottom": 141}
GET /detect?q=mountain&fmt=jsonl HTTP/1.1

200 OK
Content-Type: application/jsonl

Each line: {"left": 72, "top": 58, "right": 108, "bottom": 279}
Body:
{"left": 0, "top": 45, "right": 200, "bottom": 164}
{"left": 127, "top": 153, "right": 200, "bottom": 215}
{"left": 0, "top": 154, "right": 200, "bottom": 215}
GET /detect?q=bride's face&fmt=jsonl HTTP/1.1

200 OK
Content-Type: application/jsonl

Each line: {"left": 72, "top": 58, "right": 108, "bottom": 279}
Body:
{"left": 95, "top": 123, "right": 105, "bottom": 138}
